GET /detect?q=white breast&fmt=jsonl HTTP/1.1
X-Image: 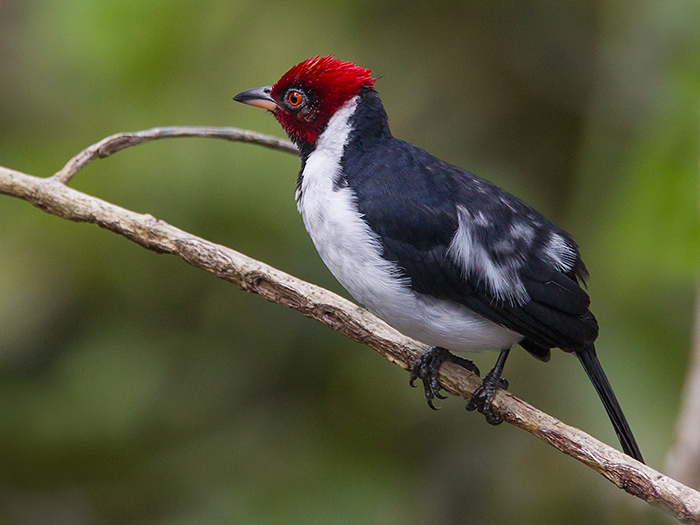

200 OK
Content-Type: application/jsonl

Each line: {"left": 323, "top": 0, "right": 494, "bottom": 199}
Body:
{"left": 296, "top": 97, "right": 522, "bottom": 353}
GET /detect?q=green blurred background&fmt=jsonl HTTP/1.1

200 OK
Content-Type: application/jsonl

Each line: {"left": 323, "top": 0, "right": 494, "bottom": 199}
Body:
{"left": 1, "top": 1, "right": 699, "bottom": 523}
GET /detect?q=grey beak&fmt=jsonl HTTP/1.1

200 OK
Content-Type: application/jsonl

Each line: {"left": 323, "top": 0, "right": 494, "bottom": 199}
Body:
{"left": 233, "top": 85, "right": 277, "bottom": 111}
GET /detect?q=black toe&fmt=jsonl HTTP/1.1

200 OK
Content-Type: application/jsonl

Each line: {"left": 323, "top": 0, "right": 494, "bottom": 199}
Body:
{"left": 465, "top": 348, "right": 511, "bottom": 425}
{"left": 410, "top": 347, "right": 480, "bottom": 409}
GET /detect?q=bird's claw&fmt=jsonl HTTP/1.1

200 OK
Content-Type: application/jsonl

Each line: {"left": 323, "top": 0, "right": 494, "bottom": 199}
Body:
{"left": 410, "top": 347, "right": 480, "bottom": 410}
{"left": 466, "top": 371, "right": 509, "bottom": 425}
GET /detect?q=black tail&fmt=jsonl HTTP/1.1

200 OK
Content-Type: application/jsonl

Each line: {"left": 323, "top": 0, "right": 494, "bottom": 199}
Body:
{"left": 576, "top": 344, "right": 644, "bottom": 463}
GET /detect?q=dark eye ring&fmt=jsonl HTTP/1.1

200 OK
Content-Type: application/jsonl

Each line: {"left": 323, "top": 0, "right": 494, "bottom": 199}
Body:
{"left": 286, "top": 90, "right": 305, "bottom": 108}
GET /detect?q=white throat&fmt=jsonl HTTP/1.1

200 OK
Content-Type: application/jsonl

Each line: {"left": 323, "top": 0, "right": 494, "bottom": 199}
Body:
{"left": 296, "top": 96, "right": 359, "bottom": 206}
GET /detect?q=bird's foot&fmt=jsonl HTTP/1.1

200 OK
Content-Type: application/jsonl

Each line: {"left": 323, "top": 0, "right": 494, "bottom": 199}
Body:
{"left": 410, "top": 347, "right": 480, "bottom": 410}
{"left": 465, "top": 368, "right": 509, "bottom": 425}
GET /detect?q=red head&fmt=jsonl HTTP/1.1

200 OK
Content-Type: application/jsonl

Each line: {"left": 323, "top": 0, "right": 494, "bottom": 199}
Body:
{"left": 234, "top": 56, "right": 375, "bottom": 146}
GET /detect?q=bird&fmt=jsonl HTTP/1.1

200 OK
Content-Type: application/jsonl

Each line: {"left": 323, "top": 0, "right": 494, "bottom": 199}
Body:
{"left": 233, "top": 55, "right": 644, "bottom": 463}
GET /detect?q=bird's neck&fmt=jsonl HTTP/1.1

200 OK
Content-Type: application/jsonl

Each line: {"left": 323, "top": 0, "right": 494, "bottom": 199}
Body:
{"left": 296, "top": 88, "right": 392, "bottom": 194}
{"left": 345, "top": 87, "right": 393, "bottom": 146}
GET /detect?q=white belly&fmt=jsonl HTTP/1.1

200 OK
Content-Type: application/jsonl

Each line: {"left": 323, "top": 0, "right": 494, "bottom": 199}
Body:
{"left": 296, "top": 97, "right": 522, "bottom": 353}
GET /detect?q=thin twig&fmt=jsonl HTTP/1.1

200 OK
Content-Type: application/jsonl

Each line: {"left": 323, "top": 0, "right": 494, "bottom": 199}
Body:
{"left": 0, "top": 129, "right": 699, "bottom": 522}
{"left": 52, "top": 126, "right": 297, "bottom": 183}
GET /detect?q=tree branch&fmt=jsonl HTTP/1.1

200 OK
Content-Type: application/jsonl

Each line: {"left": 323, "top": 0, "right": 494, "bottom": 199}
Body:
{"left": 1, "top": 127, "right": 699, "bottom": 524}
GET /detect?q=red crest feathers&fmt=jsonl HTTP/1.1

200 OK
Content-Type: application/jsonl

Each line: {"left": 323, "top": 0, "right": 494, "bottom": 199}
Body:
{"left": 272, "top": 55, "right": 375, "bottom": 97}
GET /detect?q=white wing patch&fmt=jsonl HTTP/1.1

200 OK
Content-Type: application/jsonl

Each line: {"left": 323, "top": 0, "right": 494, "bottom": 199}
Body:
{"left": 544, "top": 232, "right": 577, "bottom": 272}
{"left": 448, "top": 206, "right": 530, "bottom": 306}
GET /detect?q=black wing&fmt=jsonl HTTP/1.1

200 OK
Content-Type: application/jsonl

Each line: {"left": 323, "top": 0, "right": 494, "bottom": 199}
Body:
{"left": 341, "top": 138, "right": 598, "bottom": 359}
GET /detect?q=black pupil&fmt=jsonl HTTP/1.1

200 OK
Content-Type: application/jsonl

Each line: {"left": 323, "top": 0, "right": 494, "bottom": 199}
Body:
{"left": 290, "top": 92, "right": 300, "bottom": 105}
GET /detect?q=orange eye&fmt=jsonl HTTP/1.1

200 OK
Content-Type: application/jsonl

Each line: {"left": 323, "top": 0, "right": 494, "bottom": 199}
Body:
{"left": 287, "top": 90, "right": 304, "bottom": 107}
